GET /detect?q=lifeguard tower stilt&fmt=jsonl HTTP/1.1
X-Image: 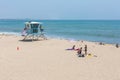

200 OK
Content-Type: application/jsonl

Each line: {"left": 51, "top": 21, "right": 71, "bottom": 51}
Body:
{"left": 22, "top": 21, "right": 46, "bottom": 41}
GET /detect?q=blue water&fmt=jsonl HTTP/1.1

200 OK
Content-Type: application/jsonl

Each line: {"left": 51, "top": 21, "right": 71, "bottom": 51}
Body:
{"left": 0, "top": 19, "right": 120, "bottom": 44}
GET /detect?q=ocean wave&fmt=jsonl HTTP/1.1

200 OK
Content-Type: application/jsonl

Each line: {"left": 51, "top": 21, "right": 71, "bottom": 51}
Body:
{"left": 0, "top": 31, "right": 21, "bottom": 36}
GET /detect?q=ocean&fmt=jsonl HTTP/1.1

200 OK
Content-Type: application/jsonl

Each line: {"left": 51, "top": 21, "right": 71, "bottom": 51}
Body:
{"left": 0, "top": 19, "right": 120, "bottom": 44}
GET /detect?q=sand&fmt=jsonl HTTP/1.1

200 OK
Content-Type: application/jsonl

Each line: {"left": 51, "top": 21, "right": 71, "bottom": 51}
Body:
{"left": 0, "top": 34, "right": 120, "bottom": 80}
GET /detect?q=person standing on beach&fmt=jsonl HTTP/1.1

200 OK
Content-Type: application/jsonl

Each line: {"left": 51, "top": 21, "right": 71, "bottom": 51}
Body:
{"left": 84, "top": 45, "right": 87, "bottom": 55}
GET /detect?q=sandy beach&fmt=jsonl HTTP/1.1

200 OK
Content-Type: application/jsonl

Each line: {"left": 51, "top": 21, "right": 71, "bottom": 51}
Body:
{"left": 0, "top": 34, "right": 120, "bottom": 80}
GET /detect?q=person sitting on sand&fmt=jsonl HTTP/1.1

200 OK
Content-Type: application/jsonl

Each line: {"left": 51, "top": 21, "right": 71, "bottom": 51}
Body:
{"left": 77, "top": 47, "right": 85, "bottom": 57}
{"left": 77, "top": 47, "right": 82, "bottom": 55}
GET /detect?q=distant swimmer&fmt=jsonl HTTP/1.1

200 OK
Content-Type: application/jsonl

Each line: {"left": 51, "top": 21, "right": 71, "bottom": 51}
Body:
{"left": 116, "top": 43, "right": 119, "bottom": 48}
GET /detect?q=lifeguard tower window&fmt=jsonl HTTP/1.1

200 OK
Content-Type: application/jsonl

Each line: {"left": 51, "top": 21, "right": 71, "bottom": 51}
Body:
{"left": 31, "top": 24, "right": 39, "bottom": 28}
{"left": 31, "top": 24, "right": 39, "bottom": 33}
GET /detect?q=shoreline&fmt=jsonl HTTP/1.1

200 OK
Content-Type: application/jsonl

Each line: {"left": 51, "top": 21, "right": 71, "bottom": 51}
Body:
{"left": 0, "top": 33, "right": 119, "bottom": 47}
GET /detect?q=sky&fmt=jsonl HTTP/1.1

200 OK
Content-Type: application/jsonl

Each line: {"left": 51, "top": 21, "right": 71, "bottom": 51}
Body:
{"left": 0, "top": 0, "right": 120, "bottom": 20}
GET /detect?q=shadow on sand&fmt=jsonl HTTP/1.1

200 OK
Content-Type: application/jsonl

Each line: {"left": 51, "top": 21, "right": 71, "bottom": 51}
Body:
{"left": 19, "top": 39, "right": 46, "bottom": 42}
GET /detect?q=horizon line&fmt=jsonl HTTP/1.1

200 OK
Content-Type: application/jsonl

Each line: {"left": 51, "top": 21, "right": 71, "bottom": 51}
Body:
{"left": 0, "top": 18, "right": 120, "bottom": 20}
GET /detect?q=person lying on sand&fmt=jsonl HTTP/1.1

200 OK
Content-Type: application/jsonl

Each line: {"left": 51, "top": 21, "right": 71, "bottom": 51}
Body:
{"left": 66, "top": 45, "right": 76, "bottom": 50}
{"left": 66, "top": 45, "right": 80, "bottom": 51}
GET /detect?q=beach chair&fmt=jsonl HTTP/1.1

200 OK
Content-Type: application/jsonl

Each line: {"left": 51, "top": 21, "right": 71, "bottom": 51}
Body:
{"left": 23, "top": 21, "right": 46, "bottom": 41}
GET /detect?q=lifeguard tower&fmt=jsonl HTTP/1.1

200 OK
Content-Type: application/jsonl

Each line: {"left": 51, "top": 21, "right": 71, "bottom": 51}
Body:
{"left": 22, "top": 21, "right": 46, "bottom": 41}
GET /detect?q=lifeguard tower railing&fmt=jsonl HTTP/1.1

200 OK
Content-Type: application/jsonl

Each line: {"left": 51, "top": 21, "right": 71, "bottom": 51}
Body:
{"left": 23, "top": 21, "right": 46, "bottom": 40}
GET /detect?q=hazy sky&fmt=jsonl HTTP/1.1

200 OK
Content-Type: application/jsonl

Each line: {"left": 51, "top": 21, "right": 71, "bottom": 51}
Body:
{"left": 0, "top": 0, "right": 120, "bottom": 20}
